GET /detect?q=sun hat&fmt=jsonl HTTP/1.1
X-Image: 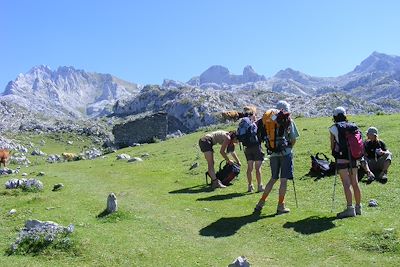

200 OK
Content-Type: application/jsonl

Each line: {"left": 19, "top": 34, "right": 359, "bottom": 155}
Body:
{"left": 276, "top": 100, "right": 290, "bottom": 112}
{"left": 333, "top": 106, "right": 346, "bottom": 116}
{"left": 366, "top": 127, "right": 378, "bottom": 136}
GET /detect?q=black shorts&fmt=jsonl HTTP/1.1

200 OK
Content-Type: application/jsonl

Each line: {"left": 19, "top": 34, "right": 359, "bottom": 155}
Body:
{"left": 199, "top": 137, "right": 213, "bottom": 152}
{"left": 244, "top": 145, "right": 264, "bottom": 161}
{"left": 336, "top": 159, "right": 358, "bottom": 170}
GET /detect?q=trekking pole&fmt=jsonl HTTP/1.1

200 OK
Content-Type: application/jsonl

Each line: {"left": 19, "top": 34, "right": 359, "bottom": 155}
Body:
{"left": 331, "top": 162, "right": 337, "bottom": 212}
{"left": 292, "top": 178, "right": 299, "bottom": 208}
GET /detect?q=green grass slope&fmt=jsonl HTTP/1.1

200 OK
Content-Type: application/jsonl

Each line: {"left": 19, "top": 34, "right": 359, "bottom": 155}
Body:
{"left": 0, "top": 114, "right": 399, "bottom": 266}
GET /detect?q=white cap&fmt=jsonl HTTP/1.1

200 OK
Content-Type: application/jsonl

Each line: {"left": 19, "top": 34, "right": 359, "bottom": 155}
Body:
{"left": 276, "top": 100, "right": 290, "bottom": 112}
{"left": 333, "top": 106, "right": 346, "bottom": 116}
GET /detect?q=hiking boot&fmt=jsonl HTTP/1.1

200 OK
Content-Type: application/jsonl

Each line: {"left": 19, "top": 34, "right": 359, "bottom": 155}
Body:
{"left": 247, "top": 184, "right": 254, "bottom": 193}
{"left": 211, "top": 179, "right": 226, "bottom": 189}
{"left": 379, "top": 172, "right": 388, "bottom": 184}
{"left": 355, "top": 204, "right": 362, "bottom": 216}
{"left": 336, "top": 206, "right": 356, "bottom": 219}
{"left": 276, "top": 203, "right": 290, "bottom": 215}
{"left": 253, "top": 200, "right": 265, "bottom": 213}
{"left": 257, "top": 184, "right": 264, "bottom": 193}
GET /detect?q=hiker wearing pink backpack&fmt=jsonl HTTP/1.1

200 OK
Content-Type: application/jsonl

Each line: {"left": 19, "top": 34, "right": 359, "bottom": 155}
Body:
{"left": 329, "top": 107, "right": 363, "bottom": 219}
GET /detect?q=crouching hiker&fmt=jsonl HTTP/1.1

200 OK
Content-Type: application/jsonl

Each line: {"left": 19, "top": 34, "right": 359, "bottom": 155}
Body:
{"left": 360, "top": 127, "right": 392, "bottom": 184}
{"left": 330, "top": 107, "right": 362, "bottom": 218}
{"left": 254, "top": 101, "right": 299, "bottom": 215}
{"left": 199, "top": 130, "right": 241, "bottom": 189}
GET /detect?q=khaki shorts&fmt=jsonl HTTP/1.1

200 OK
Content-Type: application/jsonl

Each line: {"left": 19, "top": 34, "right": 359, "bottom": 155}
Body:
{"left": 199, "top": 136, "right": 213, "bottom": 152}
{"left": 366, "top": 152, "right": 392, "bottom": 172}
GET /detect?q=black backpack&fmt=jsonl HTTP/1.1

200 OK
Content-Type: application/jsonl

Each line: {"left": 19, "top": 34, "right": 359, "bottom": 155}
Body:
{"left": 309, "top": 153, "right": 336, "bottom": 178}
{"left": 205, "top": 160, "right": 241, "bottom": 186}
{"left": 236, "top": 117, "right": 259, "bottom": 147}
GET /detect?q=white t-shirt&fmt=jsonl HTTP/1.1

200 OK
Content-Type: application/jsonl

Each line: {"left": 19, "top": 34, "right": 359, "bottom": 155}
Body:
{"left": 329, "top": 125, "right": 339, "bottom": 143}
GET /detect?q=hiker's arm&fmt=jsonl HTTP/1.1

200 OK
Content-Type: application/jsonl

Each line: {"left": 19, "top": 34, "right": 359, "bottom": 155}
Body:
{"left": 220, "top": 138, "right": 232, "bottom": 163}
{"left": 330, "top": 133, "right": 335, "bottom": 152}
{"left": 230, "top": 151, "right": 241, "bottom": 166}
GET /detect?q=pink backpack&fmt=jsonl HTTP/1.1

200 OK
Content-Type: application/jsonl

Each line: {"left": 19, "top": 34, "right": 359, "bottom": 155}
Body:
{"left": 334, "top": 122, "right": 364, "bottom": 160}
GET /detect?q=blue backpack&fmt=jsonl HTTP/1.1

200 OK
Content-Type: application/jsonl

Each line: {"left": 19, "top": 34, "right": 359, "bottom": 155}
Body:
{"left": 236, "top": 117, "right": 259, "bottom": 147}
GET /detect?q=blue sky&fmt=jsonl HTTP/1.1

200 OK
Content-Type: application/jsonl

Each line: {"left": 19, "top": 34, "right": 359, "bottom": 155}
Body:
{"left": 1, "top": 0, "right": 400, "bottom": 91}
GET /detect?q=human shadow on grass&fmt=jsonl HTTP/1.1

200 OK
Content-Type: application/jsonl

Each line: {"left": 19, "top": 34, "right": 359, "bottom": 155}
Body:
{"left": 199, "top": 212, "right": 276, "bottom": 238}
{"left": 169, "top": 184, "right": 214, "bottom": 194}
{"left": 196, "top": 192, "right": 247, "bottom": 201}
{"left": 283, "top": 215, "right": 337, "bottom": 235}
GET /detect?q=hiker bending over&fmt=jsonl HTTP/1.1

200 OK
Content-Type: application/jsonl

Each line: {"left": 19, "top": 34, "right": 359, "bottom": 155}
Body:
{"left": 237, "top": 106, "right": 265, "bottom": 193}
{"left": 199, "top": 130, "right": 241, "bottom": 189}
{"left": 360, "top": 127, "right": 392, "bottom": 184}
{"left": 254, "top": 100, "right": 299, "bottom": 215}
{"left": 329, "top": 107, "right": 362, "bottom": 218}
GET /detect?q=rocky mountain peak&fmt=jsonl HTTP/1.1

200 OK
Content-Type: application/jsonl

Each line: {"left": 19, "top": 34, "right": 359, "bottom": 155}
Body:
{"left": 199, "top": 65, "right": 230, "bottom": 84}
{"left": 242, "top": 65, "right": 266, "bottom": 83}
{"left": 1, "top": 65, "right": 139, "bottom": 118}
{"left": 273, "top": 68, "right": 313, "bottom": 84}
{"left": 353, "top": 51, "right": 400, "bottom": 73}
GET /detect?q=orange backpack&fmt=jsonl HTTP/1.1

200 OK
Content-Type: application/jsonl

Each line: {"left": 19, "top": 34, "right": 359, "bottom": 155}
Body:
{"left": 261, "top": 109, "right": 291, "bottom": 154}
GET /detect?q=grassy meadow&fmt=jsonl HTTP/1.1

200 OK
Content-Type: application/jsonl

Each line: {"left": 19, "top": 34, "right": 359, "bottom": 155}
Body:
{"left": 0, "top": 114, "right": 399, "bottom": 266}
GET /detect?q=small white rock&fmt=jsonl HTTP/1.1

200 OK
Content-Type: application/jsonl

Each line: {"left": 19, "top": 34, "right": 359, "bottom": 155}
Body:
{"left": 8, "top": 209, "right": 17, "bottom": 215}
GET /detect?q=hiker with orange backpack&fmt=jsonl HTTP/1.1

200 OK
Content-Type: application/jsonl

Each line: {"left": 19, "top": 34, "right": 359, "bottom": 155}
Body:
{"left": 254, "top": 100, "right": 299, "bottom": 214}
{"left": 199, "top": 130, "right": 241, "bottom": 189}
{"left": 329, "top": 107, "right": 362, "bottom": 218}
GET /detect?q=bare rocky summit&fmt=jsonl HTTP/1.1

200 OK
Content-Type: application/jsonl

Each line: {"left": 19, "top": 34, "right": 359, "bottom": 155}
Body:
{"left": 1, "top": 52, "right": 400, "bottom": 138}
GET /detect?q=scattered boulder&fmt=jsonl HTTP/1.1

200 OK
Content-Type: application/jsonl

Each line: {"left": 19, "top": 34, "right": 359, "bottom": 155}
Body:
{"left": 9, "top": 219, "right": 74, "bottom": 254}
{"left": 229, "top": 256, "right": 251, "bottom": 267}
{"left": 10, "top": 155, "right": 30, "bottom": 166}
{"left": 80, "top": 148, "right": 102, "bottom": 160}
{"left": 31, "top": 149, "right": 46, "bottom": 156}
{"left": 117, "top": 154, "right": 131, "bottom": 160}
{"left": 127, "top": 157, "right": 143, "bottom": 163}
{"left": 8, "top": 209, "right": 17, "bottom": 215}
{"left": 106, "top": 193, "right": 118, "bottom": 214}
{"left": 47, "top": 154, "right": 62, "bottom": 163}
{"left": 166, "top": 130, "right": 184, "bottom": 139}
{"left": 38, "top": 171, "right": 45, "bottom": 176}
{"left": 52, "top": 183, "right": 64, "bottom": 191}
{"left": 0, "top": 168, "right": 14, "bottom": 175}
{"left": 5, "top": 178, "right": 43, "bottom": 191}
{"left": 368, "top": 199, "right": 378, "bottom": 207}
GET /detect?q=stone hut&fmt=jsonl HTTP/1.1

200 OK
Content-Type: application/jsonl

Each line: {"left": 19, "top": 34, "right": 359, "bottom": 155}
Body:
{"left": 112, "top": 112, "right": 188, "bottom": 148}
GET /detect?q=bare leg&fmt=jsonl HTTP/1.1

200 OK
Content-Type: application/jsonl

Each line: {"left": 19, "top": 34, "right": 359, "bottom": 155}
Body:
{"left": 279, "top": 178, "right": 288, "bottom": 198}
{"left": 338, "top": 169, "right": 352, "bottom": 206}
{"left": 349, "top": 168, "right": 361, "bottom": 205}
{"left": 255, "top": 160, "right": 262, "bottom": 187}
{"left": 247, "top": 160, "right": 254, "bottom": 186}
{"left": 203, "top": 151, "right": 216, "bottom": 180}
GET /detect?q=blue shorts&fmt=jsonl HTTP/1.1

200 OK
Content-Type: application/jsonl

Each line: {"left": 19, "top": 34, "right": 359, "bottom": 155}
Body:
{"left": 270, "top": 153, "right": 293, "bottom": 180}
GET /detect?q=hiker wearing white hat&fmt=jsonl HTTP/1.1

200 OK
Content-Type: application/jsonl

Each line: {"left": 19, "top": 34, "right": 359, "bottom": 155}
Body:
{"left": 329, "top": 107, "right": 362, "bottom": 219}
{"left": 360, "top": 126, "right": 392, "bottom": 184}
